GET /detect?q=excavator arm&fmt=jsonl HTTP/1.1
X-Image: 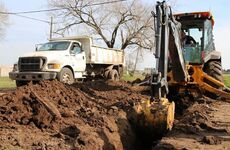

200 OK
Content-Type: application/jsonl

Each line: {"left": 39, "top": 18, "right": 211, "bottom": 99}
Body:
{"left": 151, "top": 1, "right": 187, "bottom": 100}
{"left": 133, "top": 1, "right": 178, "bottom": 136}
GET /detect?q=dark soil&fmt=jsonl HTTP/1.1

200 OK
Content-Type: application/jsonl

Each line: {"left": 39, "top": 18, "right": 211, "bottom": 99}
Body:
{"left": 0, "top": 80, "right": 229, "bottom": 150}
{"left": 0, "top": 80, "right": 148, "bottom": 150}
{"left": 154, "top": 97, "right": 230, "bottom": 150}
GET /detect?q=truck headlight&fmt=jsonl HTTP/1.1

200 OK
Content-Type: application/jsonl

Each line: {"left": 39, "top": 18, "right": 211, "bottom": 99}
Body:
{"left": 48, "top": 64, "right": 61, "bottom": 69}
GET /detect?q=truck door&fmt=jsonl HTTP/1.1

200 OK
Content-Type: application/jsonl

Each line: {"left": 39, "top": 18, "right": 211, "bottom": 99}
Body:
{"left": 70, "top": 42, "right": 86, "bottom": 72}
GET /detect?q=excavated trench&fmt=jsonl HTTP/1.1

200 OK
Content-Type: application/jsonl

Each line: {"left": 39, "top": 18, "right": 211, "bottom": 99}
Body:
{"left": 0, "top": 80, "right": 216, "bottom": 150}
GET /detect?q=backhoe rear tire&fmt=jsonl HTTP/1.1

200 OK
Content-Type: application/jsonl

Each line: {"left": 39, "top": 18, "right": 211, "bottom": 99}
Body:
{"left": 204, "top": 60, "right": 223, "bottom": 99}
{"left": 205, "top": 60, "right": 223, "bottom": 82}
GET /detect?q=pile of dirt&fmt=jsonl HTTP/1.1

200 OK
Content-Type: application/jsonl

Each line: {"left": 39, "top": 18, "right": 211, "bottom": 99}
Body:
{"left": 0, "top": 80, "right": 149, "bottom": 150}
{"left": 174, "top": 98, "right": 216, "bottom": 134}
{"left": 154, "top": 97, "right": 230, "bottom": 149}
{"left": 1, "top": 80, "right": 229, "bottom": 150}
{"left": 201, "top": 135, "right": 223, "bottom": 145}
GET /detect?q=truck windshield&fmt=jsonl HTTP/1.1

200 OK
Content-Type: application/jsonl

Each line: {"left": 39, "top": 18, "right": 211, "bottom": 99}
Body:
{"left": 38, "top": 41, "right": 70, "bottom": 51}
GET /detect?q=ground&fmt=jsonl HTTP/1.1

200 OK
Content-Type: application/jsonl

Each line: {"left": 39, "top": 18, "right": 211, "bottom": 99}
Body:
{"left": 154, "top": 99, "right": 230, "bottom": 150}
{"left": 0, "top": 80, "right": 148, "bottom": 150}
{"left": 0, "top": 79, "right": 229, "bottom": 150}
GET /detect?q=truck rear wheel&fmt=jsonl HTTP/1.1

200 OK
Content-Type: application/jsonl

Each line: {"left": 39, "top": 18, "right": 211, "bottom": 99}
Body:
{"left": 205, "top": 60, "right": 223, "bottom": 82}
{"left": 109, "top": 69, "right": 119, "bottom": 81}
{"left": 57, "top": 68, "right": 74, "bottom": 84}
{"left": 104, "top": 70, "right": 110, "bottom": 79}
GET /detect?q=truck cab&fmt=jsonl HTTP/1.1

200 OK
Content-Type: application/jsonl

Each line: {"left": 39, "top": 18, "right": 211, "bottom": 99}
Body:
{"left": 10, "top": 39, "right": 86, "bottom": 86}
{"left": 36, "top": 40, "right": 86, "bottom": 72}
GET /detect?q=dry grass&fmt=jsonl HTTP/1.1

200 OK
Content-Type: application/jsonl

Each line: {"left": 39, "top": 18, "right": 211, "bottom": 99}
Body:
{"left": 223, "top": 74, "right": 230, "bottom": 87}
{"left": 0, "top": 77, "right": 15, "bottom": 88}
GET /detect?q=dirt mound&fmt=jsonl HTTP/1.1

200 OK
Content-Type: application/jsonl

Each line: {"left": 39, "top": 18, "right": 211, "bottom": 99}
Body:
{"left": 174, "top": 101, "right": 215, "bottom": 133}
{"left": 0, "top": 80, "right": 148, "bottom": 150}
{"left": 154, "top": 97, "right": 230, "bottom": 149}
{"left": 1, "top": 80, "right": 229, "bottom": 149}
{"left": 201, "top": 135, "right": 223, "bottom": 145}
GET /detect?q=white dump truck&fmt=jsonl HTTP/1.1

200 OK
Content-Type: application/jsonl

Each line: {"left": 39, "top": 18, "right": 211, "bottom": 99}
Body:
{"left": 9, "top": 36, "right": 124, "bottom": 86}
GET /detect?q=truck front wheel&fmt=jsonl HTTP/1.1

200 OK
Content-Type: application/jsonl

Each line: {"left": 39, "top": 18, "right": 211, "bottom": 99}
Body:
{"left": 109, "top": 69, "right": 119, "bottom": 81}
{"left": 57, "top": 68, "right": 74, "bottom": 84}
{"left": 16, "top": 80, "right": 29, "bottom": 87}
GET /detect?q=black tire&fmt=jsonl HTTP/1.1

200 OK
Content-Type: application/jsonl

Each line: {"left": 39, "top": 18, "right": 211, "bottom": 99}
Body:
{"left": 118, "top": 66, "right": 123, "bottom": 77}
{"left": 16, "top": 80, "right": 29, "bottom": 87}
{"left": 204, "top": 60, "right": 223, "bottom": 99}
{"left": 205, "top": 60, "right": 223, "bottom": 82}
{"left": 104, "top": 70, "right": 110, "bottom": 79}
{"left": 108, "top": 69, "right": 119, "bottom": 81}
{"left": 57, "top": 68, "right": 74, "bottom": 84}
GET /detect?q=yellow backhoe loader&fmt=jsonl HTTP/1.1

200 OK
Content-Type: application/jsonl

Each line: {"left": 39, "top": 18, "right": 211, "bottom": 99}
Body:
{"left": 133, "top": 1, "right": 230, "bottom": 137}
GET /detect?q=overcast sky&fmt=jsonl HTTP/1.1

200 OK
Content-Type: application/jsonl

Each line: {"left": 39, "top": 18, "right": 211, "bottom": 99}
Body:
{"left": 0, "top": 0, "right": 230, "bottom": 69}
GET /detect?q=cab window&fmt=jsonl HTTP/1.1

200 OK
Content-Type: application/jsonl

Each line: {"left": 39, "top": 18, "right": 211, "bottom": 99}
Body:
{"left": 204, "top": 20, "right": 215, "bottom": 52}
{"left": 185, "top": 28, "right": 202, "bottom": 46}
{"left": 70, "top": 42, "right": 81, "bottom": 54}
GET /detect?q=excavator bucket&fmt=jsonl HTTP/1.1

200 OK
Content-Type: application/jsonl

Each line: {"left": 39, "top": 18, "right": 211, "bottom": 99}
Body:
{"left": 133, "top": 98, "right": 175, "bottom": 137}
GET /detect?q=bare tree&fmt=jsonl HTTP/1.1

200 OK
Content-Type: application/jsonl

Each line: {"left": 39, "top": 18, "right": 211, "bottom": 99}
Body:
{"left": 0, "top": 2, "right": 8, "bottom": 38}
{"left": 48, "top": 0, "right": 154, "bottom": 50}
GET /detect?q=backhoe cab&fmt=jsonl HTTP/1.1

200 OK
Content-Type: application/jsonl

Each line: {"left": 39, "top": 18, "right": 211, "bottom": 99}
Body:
{"left": 174, "top": 12, "right": 223, "bottom": 83}
{"left": 174, "top": 12, "right": 217, "bottom": 64}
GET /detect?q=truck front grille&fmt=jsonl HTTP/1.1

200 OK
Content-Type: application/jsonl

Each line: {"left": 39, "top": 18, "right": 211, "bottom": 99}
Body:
{"left": 19, "top": 57, "right": 46, "bottom": 72}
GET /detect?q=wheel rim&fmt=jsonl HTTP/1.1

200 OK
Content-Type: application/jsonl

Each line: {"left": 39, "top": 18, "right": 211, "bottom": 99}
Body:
{"left": 114, "top": 73, "right": 119, "bottom": 81}
{"left": 62, "top": 73, "right": 72, "bottom": 84}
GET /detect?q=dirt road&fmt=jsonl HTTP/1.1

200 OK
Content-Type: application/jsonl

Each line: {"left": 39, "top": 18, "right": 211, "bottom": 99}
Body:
{"left": 0, "top": 80, "right": 229, "bottom": 150}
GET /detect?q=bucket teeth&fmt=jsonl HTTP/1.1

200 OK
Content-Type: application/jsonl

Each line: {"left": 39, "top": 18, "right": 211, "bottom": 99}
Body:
{"left": 133, "top": 98, "right": 175, "bottom": 136}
